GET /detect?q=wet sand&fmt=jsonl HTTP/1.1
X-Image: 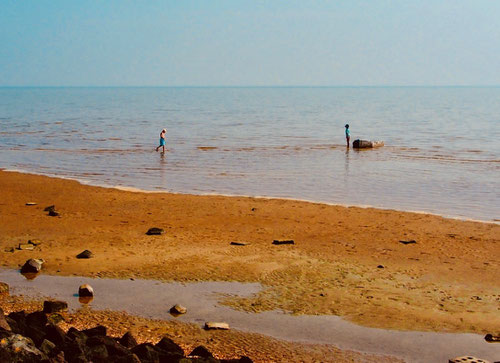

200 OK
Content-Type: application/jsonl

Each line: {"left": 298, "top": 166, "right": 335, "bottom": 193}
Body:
{"left": 0, "top": 170, "right": 499, "bottom": 358}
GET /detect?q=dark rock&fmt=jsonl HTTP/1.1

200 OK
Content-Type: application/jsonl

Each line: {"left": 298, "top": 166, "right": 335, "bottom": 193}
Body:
{"left": 76, "top": 250, "right": 94, "bottom": 259}
{"left": 47, "top": 313, "right": 65, "bottom": 325}
{"left": 82, "top": 325, "right": 107, "bottom": 337}
{"left": 62, "top": 339, "right": 87, "bottom": 363}
{"left": 28, "top": 239, "right": 42, "bottom": 246}
{"left": 0, "top": 332, "right": 48, "bottom": 362}
{"left": 5, "top": 317, "right": 19, "bottom": 334}
{"left": 20, "top": 258, "right": 44, "bottom": 273}
{"left": 0, "top": 282, "right": 9, "bottom": 294}
{"left": 43, "top": 300, "right": 68, "bottom": 314}
{"left": 8, "top": 311, "right": 28, "bottom": 334}
{"left": 485, "top": 333, "right": 499, "bottom": 342}
{"left": 0, "top": 307, "right": 11, "bottom": 331}
{"left": 377, "top": 265, "right": 384, "bottom": 269}
{"left": 399, "top": 240, "right": 416, "bottom": 245}
{"left": 221, "top": 357, "right": 253, "bottom": 363}
{"left": 67, "top": 327, "right": 87, "bottom": 342}
{"left": 190, "top": 345, "right": 213, "bottom": 358}
{"left": 86, "top": 335, "right": 130, "bottom": 357}
{"left": 87, "top": 343, "right": 108, "bottom": 360}
{"left": 25, "top": 325, "right": 46, "bottom": 346}
{"left": 3, "top": 247, "right": 14, "bottom": 253}
{"left": 146, "top": 227, "right": 164, "bottom": 235}
{"left": 131, "top": 343, "right": 160, "bottom": 362}
{"left": 230, "top": 241, "right": 250, "bottom": 246}
{"left": 48, "top": 210, "right": 60, "bottom": 217}
{"left": 119, "top": 331, "right": 138, "bottom": 348}
{"left": 45, "top": 324, "right": 68, "bottom": 346}
{"left": 26, "top": 311, "right": 47, "bottom": 330}
{"left": 353, "top": 139, "right": 372, "bottom": 148}
{"left": 155, "top": 336, "right": 184, "bottom": 356}
{"left": 272, "top": 240, "right": 294, "bottom": 245}
{"left": 78, "top": 284, "right": 94, "bottom": 297}
{"left": 44, "top": 205, "right": 55, "bottom": 212}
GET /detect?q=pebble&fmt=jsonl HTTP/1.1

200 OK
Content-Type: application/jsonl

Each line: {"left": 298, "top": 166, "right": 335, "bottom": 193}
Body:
{"left": 204, "top": 322, "right": 230, "bottom": 330}
{"left": 78, "top": 284, "right": 94, "bottom": 297}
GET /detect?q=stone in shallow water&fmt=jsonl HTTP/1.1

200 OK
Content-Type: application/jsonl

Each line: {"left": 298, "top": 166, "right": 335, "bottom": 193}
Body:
{"left": 146, "top": 227, "right": 164, "bottom": 235}
{"left": 20, "top": 259, "right": 44, "bottom": 274}
{"left": 17, "top": 243, "right": 34, "bottom": 251}
{"left": 25, "top": 202, "right": 37, "bottom": 206}
{"left": 48, "top": 209, "right": 60, "bottom": 217}
{"left": 170, "top": 304, "right": 187, "bottom": 314}
{"left": 204, "top": 321, "right": 230, "bottom": 330}
{"left": 399, "top": 239, "right": 417, "bottom": 245}
{"left": 230, "top": 241, "right": 250, "bottom": 246}
{"left": 43, "top": 205, "right": 55, "bottom": 212}
{"left": 78, "top": 284, "right": 94, "bottom": 297}
{"left": 484, "top": 334, "right": 499, "bottom": 342}
{"left": 76, "top": 250, "right": 94, "bottom": 259}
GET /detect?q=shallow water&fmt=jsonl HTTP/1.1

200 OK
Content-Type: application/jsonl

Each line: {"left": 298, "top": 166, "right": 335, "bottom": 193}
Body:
{"left": 0, "top": 269, "right": 497, "bottom": 363}
{"left": 0, "top": 87, "right": 499, "bottom": 222}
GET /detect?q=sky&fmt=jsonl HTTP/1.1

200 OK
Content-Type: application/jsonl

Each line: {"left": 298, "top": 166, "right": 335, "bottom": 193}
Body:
{"left": 1, "top": 0, "right": 499, "bottom": 87}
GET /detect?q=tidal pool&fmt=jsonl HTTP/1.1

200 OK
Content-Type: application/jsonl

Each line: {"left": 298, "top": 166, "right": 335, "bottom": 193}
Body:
{"left": 0, "top": 269, "right": 497, "bottom": 363}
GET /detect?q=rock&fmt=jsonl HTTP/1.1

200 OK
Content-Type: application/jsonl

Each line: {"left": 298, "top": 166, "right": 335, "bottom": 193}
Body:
{"left": 86, "top": 335, "right": 131, "bottom": 357}
{"left": 131, "top": 343, "right": 160, "bottom": 362}
{"left": 190, "top": 345, "right": 213, "bottom": 358}
{"left": 48, "top": 210, "right": 60, "bottom": 217}
{"left": 119, "top": 331, "right": 138, "bottom": 348}
{"left": 353, "top": 139, "right": 385, "bottom": 149}
{"left": 82, "top": 325, "right": 107, "bottom": 337}
{"left": 155, "top": 337, "right": 184, "bottom": 356}
{"left": 272, "top": 239, "right": 294, "bottom": 245}
{"left": 3, "top": 247, "right": 14, "bottom": 253}
{"left": 399, "top": 240, "right": 417, "bottom": 245}
{"left": 78, "top": 284, "right": 94, "bottom": 297}
{"left": 39, "top": 339, "right": 57, "bottom": 356}
{"left": 76, "top": 250, "right": 94, "bottom": 259}
{"left": 204, "top": 321, "right": 230, "bottom": 330}
{"left": 377, "top": 265, "right": 384, "bottom": 269}
{"left": 28, "top": 239, "right": 42, "bottom": 246}
{"left": 47, "top": 313, "right": 65, "bottom": 325}
{"left": 0, "top": 282, "right": 9, "bottom": 295}
{"left": 26, "top": 311, "right": 47, "bottom": 330}
{"left": 485, "top": 333, "right": 500, "bottom": 342}
{"left": 146, "top": 227, "right": 164, "bottom": 235}
{"left": 18, "top": 243, "right": 35, "bottom": 250}
{"left": 0, "top": 308, "right": 11, "bottom": 331}
{"left": 20, "top": 258, "right": 44, "bottom": 273}
{"left": 44, "top": 205, "right": 55, "bottom": 212}
{"left": 449, "top": 357, "right": 491, "bottom": 363}
{"left": 43, "top": 300, "right": 68, "bottom": 314}
{"left": 170, "top": 304, "right": 187, "bottom": 314}
{"left": 25, "top": 202, "right": 37, "bottom": 206}
{"left": 0, "top": 332, "right": 48, "bottom": 362}
{"left": 230, "top": 241, "right": 250, "bottom": 246}
{"left": 7, "top": 311, "right": 27, "bottom": 335}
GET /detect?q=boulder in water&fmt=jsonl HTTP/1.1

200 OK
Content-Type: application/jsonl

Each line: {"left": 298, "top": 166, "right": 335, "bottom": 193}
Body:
{"left": 20, "top": 259, "right": 44, "bottom": 274}
{"left": 78, "top": 284, "right": 94, "bottom": 297}
{"left": 353, "top": 139, "right": 384, "bottom": 149}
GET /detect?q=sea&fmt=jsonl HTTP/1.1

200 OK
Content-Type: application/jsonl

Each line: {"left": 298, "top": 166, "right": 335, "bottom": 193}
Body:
{"left": 0, "top": 87, "right": 498, "bottom": 222}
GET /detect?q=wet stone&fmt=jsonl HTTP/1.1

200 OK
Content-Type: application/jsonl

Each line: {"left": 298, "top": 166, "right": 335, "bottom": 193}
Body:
{"left": 119, "top": 331, "right": 138, "bottom": 348}
{"left": 204, "top": 321, "right": 230, "bottom": 330}
{"left": 76, "top": 250, "right": 94, "bottom": 259}
{"left": 78, "top": 284, "right": 94, "bottom": 297}
{"left": 399, "top": 240, "right": 417, "bottom": 245}
{"left": 230, "top": 241, "right": 250, "bottom": 246}
{"left": 3, "top": 247, "right": 14, "bottom": 253}
{"left": 20, "top": 258, "right": 44, "bottom": 274}
{"left": 44, "top": 205, "right": 55, "bottom": 212}
{"left": 272, "top": 239, "right": 295, "bottom": 245}
{"left": 170, "top": 304, "right": 187, "bottom": 315}
{"left": 25, "top": 202, "right": 37, "bottom": 206}
{"left": 484, "top": 333, "right": 499, "bottom": 342}
{"left": 17, "top": 243, "right": 35, "bottom": 251}
{"left": 190, "top": 345, "right": 213, "bottom": 358}
{"left": 28, "top": 239, "right": 42, "bottom": 246}
{"left": 48, "top": 210, "right": 60, "bottom": 217}
{"left": 146, "top": 227, "right": 164, "bottom": 235}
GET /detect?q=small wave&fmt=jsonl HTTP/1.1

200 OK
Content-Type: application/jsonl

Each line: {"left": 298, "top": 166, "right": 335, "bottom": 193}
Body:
{"left": 197, "top": 146, "right": 218, "bottom": 151}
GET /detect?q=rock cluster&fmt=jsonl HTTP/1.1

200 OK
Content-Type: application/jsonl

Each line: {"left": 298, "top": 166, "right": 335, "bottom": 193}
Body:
{"left": 0, "top": 305, "right": 252, "bottom": 362}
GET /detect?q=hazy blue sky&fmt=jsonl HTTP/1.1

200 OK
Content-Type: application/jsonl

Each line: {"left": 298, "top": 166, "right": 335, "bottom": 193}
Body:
{"left": 1, "top": 0, "right": 499, "bottom": 86}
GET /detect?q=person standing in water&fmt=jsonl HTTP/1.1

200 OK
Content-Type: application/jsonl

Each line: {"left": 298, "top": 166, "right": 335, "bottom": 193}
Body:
{"left": 156, "top": 129, "right": 167, "bottom": 152}
{"left": 345, "top": 124, "right": 350, "bottom": 147}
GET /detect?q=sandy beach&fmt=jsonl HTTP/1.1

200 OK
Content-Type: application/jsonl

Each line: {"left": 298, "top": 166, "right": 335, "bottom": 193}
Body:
{"left": 0, "top": 170, "right": 499, "bottom": 360}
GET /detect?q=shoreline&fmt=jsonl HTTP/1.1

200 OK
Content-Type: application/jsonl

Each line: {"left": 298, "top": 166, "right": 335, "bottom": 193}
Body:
{"left": 0, "top": 169, "right": 499, "bottom": 337}
{"left": 2, "top": 167, "right": 497, "bottom": 225}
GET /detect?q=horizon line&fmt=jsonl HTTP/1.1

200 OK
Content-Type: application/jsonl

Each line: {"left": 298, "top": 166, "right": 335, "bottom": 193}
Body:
{"left": 1, "top": 84, "right": 500, "bottom": 88}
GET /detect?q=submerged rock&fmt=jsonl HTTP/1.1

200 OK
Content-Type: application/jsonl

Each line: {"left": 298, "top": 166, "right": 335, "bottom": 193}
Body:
{"left": 399, "top": 240, "right": 417, "bottom": 245}
{"left": 76, "top": 250, "right": 94, "bottom": 259}
{"left": 230, "top": 241, "right": 250, "bottom": 246}
{"left": 20, "top": 259, "right": 44, "bottom": 274}
{"left": 353, "top": 139, "right": 385, "bottom": 149}
{"left": 484, "top": 333, "right": 500, "bottom": 342}
{"left": 78, "top": 284, "right": 94, "bottom": 297}
{"left": 146, "top": 227, "right": 164, "bottom": 235}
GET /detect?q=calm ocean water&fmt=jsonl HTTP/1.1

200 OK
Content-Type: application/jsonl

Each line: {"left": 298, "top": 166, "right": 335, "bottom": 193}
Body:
{"left": 0, "top": 87, "right": 498, "bottom": 222}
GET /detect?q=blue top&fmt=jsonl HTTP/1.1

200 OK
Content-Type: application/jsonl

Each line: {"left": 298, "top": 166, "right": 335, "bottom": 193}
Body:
{"left": 345, "top": 129, "right": 350, "bottom": 137}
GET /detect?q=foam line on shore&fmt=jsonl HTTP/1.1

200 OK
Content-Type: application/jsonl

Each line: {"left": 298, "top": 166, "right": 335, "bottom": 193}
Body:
{"left": 3, "top": 167, "right": 498, "bottom": 225}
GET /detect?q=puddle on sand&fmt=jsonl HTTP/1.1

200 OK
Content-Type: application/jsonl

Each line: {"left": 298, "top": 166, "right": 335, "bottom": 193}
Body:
{"left": 0, "top": 269, "right": 498, "bottom": 363}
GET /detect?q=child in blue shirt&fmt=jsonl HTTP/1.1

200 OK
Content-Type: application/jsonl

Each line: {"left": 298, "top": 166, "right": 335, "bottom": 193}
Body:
{"left": 345, "top": 124, "right": 350, "bottom": 147}
{"left": 156, "top": 129, "right": 167, "bottom": 152}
